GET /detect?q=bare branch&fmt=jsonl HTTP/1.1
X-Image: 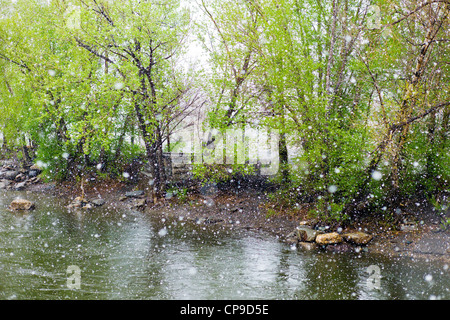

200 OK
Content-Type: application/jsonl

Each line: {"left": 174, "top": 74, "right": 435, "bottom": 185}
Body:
{"left": 385, "top": 0, "right": 450, "bottom": 27}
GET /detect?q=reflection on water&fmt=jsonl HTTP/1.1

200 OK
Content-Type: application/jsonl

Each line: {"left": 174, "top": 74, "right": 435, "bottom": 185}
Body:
{"left": 0, "top": 191, "right": 448, "bottom": 300}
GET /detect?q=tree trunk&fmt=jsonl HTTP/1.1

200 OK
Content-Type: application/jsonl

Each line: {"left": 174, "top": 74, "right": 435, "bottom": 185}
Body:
{"left": 325, "top": 0, "right": 339, "bottom": 96}
{"left": 389, "top": 16, "right": 443, "bottom": 208}
{"left": 21, "top": 145, "right": 31, "bottom": 166}
{"left": 425, "top": 110, "right": 436, "bottom": 181}
{"left": 1, "top": 132, "right": 8, "bottom": 155}
{"left": 278, "top": 131, "right": 289, "bottom": 183}
{"left": 441, "top": 106, "right": 449, "bottom": 144}
{"left": 113, "top": 115, "right": 131, "bottom": 165}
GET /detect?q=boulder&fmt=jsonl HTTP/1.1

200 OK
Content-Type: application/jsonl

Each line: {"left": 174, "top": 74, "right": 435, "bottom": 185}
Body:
{"left": 29, "top": 176, "right": 41, "bottom": 184}
{"left": 298, "top": 242, "right": 319, "bottom": 251}
{"left": 15, "top": 173, "right": 26, "bottom": 182}
{"left": 29, "top": 164, "right": 42, "bottom": 172}
{"left": 125, "top": 190, "right": 145, "bottom": 198}
{"left": 4, "top": 170, "right": 19, "bottom": 181}
{"left": 91, "top": 198, "right": 106, "bottom": 207}
{"left": 299, "top": 219, "right": 319, "bottom": 227}
{"left": 325, "top": 243, "right": 354, "bottom": 253}
{"left": 9, "top": 199, "right": 35, "bottom": 211}
{"left": 296, "top": 226, "right": 321, "bottom": 242}
{"left": 315, "top": 232, "right": 343, "bottom": 245}
{"left": 0, "top": 179, "right": 12, "bottom": 189}
{"left": 342, "top": 232, "right": 373, "bottom": 245}
{"left": 400, "top": 222, "right": 418, "bottom": 232}
{"left": 28, "top": 170, "right": 40, "bottom": 178}
{"left": 133, "top": 198, "right": 146, "bottom": 208}
{"left": 67, "top": 196, "right": 86, "bottom": 209}
{"left": 82, "top": 203, "right": 93, "bottom": 210}
{"left": 285, "top": 237, "right": 299, "bottom": 245}
{"left": 13, "top": 181, "right": 27, "bottom": 191}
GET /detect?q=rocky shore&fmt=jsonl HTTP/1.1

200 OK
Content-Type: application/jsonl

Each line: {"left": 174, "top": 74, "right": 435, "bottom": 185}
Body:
{"left": 1, "top": 159, "right": 449, "bottom": 263}
{"left": 0, "top": 160, "right": 43, "bottom": 191}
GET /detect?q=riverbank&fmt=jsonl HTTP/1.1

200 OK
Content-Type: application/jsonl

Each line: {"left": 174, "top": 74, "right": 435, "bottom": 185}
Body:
{"left": 31, "top": 181, "right": 450, "bottom": 263}
{"left": 1, "top": 160, "right": 449, "bottom": 263}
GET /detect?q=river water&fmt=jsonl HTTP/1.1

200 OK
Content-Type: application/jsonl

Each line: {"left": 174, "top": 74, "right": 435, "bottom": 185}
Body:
{"left": 0, "top": 191, "right": 448, "bottom": 300}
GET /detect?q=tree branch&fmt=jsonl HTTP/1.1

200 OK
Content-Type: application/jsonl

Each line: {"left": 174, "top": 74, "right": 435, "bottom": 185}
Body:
{"left": 75, "top": 38, "right": 115, "bottom": 64}
{"left": 391, "top": 101, "right": 450, "bottom": 132}
{"left": 0, "top": 52, "right": 31, "bottom": 72}
{"left": 386, "top": 0, "right": 450, "bottom": 27}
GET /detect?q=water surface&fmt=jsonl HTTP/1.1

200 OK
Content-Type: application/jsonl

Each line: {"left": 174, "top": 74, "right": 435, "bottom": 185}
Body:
{"left": 0, "top": 191, "right": 448, "bottom": 300}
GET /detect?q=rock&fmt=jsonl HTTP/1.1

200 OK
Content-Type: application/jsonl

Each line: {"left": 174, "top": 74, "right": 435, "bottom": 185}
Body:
{"left": 67, "top": 201, "right": 82, "bottom": 209}
{"left": 2, "top": 160, "right": 15, "bottom": 167}
{"left": 296, "top": 226, "right": 321, "bottom": 242}
{"left": 28, "top": 170, "right": 40, "bottom": 178}
{"left": 13, "top": 181, "right": 27, "bottom": 191}
{"left": 298, "top": 242, "right": 319, "bottom": 251}
{"left": 286, "top": 237, "right": 299, "bottom": 245}
{"left": 15, "top": 173, "right": 26, "bottom": 182}
{"left": 29, "top": 164, "right": 42, "bottom": 172}
{"left": 125, "top": 190, "right": 145, "bottom": 198}
{"left": 400, "top": 223, "right": 418, "bottom": 232}
{"left": 132, "top": 198, "right": 146, "bottom": 208}
{"left": 204, "top": 217, "right": 223, "bottom": 224}
{"left": 195, "top": 217, "right": 207, "bottom": 224}
{"left": 299, "top": 219, "right": 318, "bottom": 227}
{"left": 67, "top": 197, "right": 88, "bottom": 209}
{"left": 4, "top": 170, "right": 19, "bottom": 181}
{"left": 82, "top": 203, "right": 93, "bottom": 210}
{"left": 325, "top": 243, "right": 354, "bottom": 253}
{"left": 0, "top": 179, "right": 12, "bottom": 189}
{"left": 194, "top": 217, "right": 223, "bottom": 225}
{"left": 9, "top": 199, "right": 35, "bottom": 211}
{"left": 316, "top": 226, "right": 331, "bottom": 232}
{"left": 342, "top": 232, "right": 373, "bottom": 245}
{"left": 29, "top": 176, "right": 41, "bottom": 184}
{"left": 286, "top": 226, "right": 322, "bottom": 243}
{"left": 67, "top": 196, "right": 105, "bottom": 210}
{"left": 315, "top": 232, "right": 343, "bottom": 245}
{"left": 91, "top": 199, "right": 106, "bottom": 207}
{"left": 229, "top": 206, "right": 242, "bottom": 213}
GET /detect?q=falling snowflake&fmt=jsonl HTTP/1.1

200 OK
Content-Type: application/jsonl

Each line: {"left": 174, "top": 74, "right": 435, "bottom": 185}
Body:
{"left": 371, "top": 170, "right": 382, "bottom": 181}
{"left": 328, "top": 185, "right": 338, "bottom": 193}
{"left": 114, "top": 82, "right": 124, "bottom": 90}
{"left": 158, "top": 228, "right": 168, "bottom": 237}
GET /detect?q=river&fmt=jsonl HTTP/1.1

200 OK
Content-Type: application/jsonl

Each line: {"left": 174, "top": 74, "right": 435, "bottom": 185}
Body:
{"left": 0, "top": 191, "right": 448, "bottom": 300}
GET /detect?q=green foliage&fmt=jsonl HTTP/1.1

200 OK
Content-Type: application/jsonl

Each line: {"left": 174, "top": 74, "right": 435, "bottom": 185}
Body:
{"left": 193, "top": 163, "right": 255, "bottom": 185}
{"left": 399, "top": 121, "right": 450, "bottom": 197}
{"left": 0, "top": 0, "right": 449, "bottom": 223}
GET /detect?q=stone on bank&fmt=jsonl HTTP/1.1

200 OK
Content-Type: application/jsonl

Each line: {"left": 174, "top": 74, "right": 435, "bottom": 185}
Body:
{"left": 296, "top": 225, "right": 321, "bottom": 242}
{"left": 9, "top": 199, "right": 35, "bottom": 211}
{"left": 341, "top": 232, "right": 373, "bottom": 245}
{"left": 315, "top": 232, "right": 343, "bottom": 245}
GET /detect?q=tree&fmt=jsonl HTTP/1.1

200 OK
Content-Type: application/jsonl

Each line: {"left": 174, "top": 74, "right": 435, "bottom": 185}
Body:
{"left": 0, "top": 0, "right": 201, "bottom": 196}
{"left": 198, "top": 0, "right": 449, "bottom": 222}
{"left": 346, "top": 0, "right": 450, "bottom": 216}
{"left": 72, "top": 0, "right": 202, "bottom": 196}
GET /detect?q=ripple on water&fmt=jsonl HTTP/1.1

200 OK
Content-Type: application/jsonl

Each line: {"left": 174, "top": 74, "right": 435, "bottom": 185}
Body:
{"left": 0, "top": 191, "right": 449, "bottom": 300}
